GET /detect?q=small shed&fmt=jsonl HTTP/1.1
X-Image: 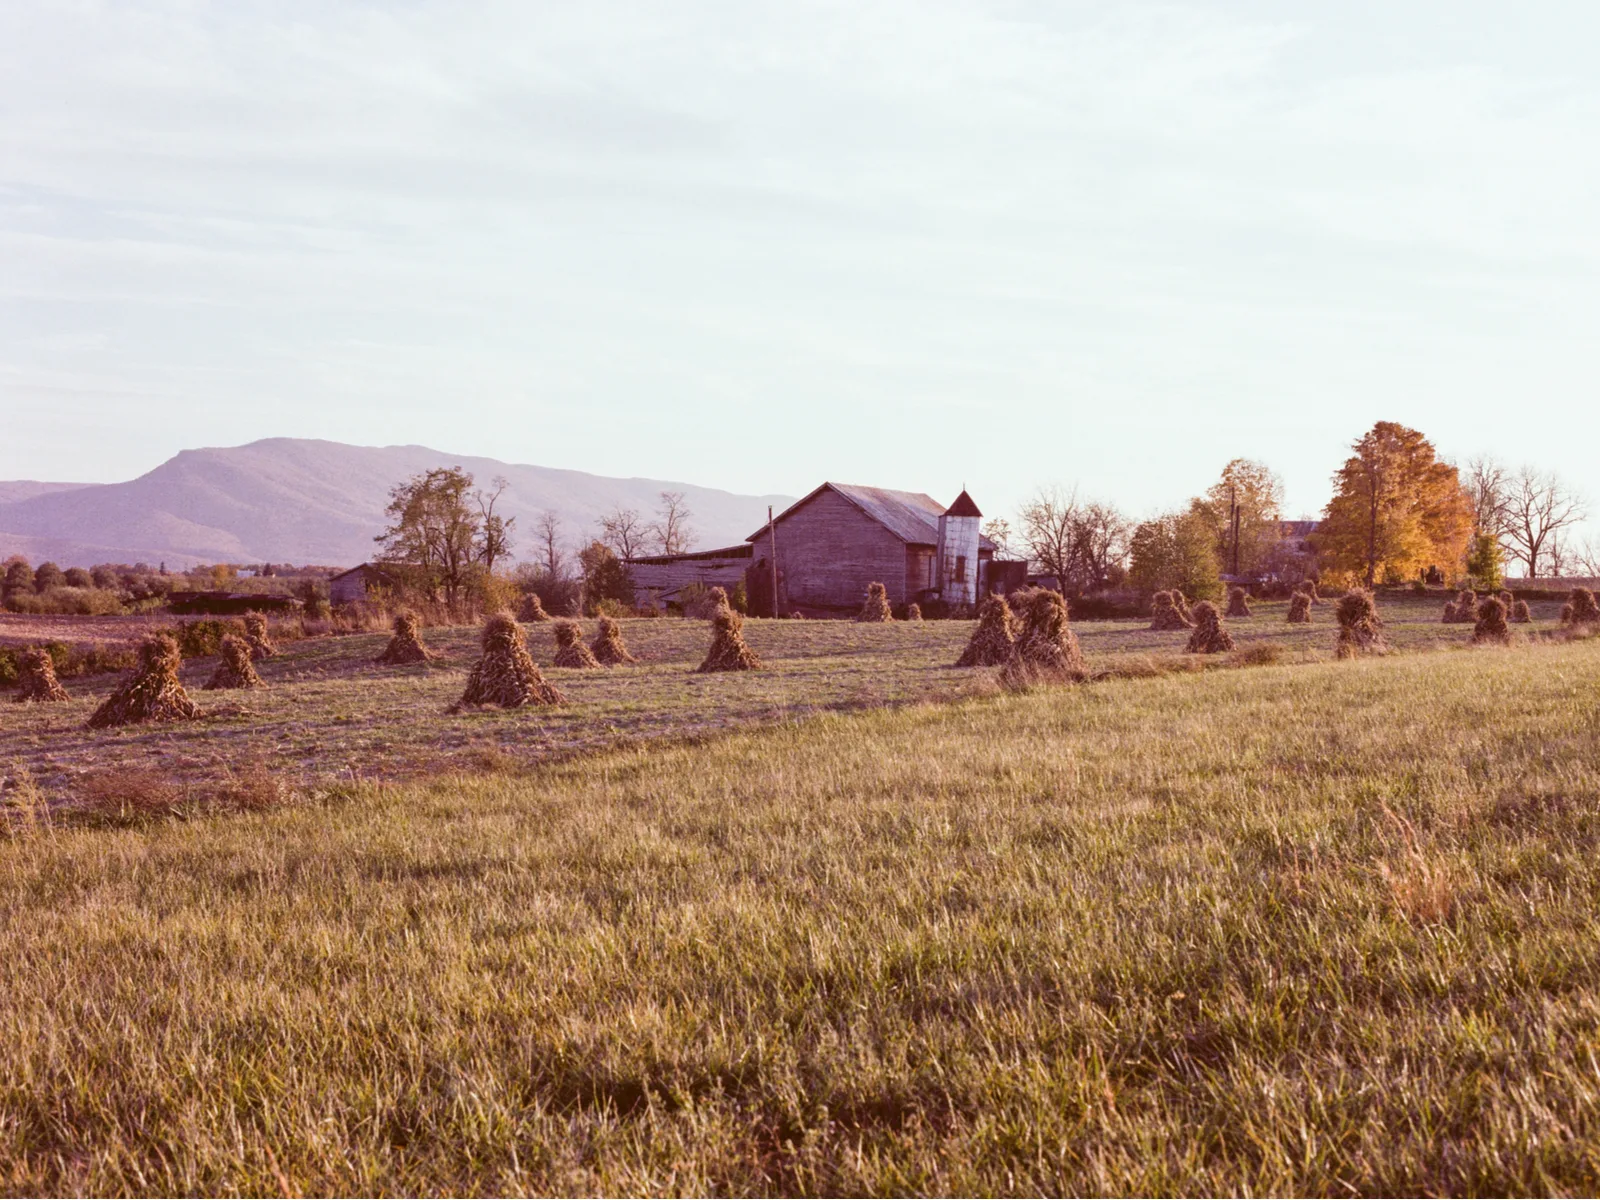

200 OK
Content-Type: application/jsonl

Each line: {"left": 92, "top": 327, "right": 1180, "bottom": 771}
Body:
{"left": 329, "top": 563, "right": 397, "bottom": 607}
{"left": 624, "top": 544, "right": 753, "bottom": 608}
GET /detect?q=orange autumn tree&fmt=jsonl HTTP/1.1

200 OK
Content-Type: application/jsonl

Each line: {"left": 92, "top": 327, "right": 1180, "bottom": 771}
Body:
{"left": 1316, "top": 422, "right": 1473, "bottom": 587}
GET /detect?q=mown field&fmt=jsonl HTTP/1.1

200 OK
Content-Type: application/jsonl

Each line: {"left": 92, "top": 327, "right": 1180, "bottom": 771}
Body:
{"left": 1, "top": 621, "right": 1599, "bottom": 1193}
{"left": 0, "top": 592, "right": 1571, "bottom": 810}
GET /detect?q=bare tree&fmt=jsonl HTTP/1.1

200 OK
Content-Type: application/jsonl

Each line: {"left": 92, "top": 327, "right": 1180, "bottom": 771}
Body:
{"left": 1017, "top": 486, "right": 1130, "bottom": 591}
{"left": 534, "top": 510, "right": 566, "bottom": 579}
{"left": 1464, "top": 455, "right": 1512, "bottom": 542}
{"left": 1077, "top": 500, "right": 1133, "bottom": 588}
{"left": 473, "top": 476, "right": 514, "bottom": 572}
{"left": 1571, "top": 537, "right": 1600, "bottom": 579}
{"left": 1504, "top": 466, "right": 1586, "bottom": 578}
{"left": 650, "top": 491, "right": 696, "bottom": 556}
{"left": 1018, "top": 486, "right": 1082, "bottom": 583}
{"left": 981, "top": 517, "right": 1015, "bottom": 560}
{"left": 598, "top": 506, "right": 648, "bottom": 560}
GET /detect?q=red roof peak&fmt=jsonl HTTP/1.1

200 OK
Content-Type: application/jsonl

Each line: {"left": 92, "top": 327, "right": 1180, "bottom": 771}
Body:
{"left": 944, "top": 490, "right": 982, "bottom": 518}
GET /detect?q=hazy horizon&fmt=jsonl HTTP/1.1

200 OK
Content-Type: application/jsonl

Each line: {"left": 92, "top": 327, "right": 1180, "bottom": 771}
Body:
{"left": 4, "top": 1, "right": 1598, "bottom": 531}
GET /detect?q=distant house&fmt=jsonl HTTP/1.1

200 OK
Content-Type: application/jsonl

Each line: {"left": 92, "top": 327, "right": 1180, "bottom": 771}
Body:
{"left": 328, "top": 562, "right": 397, "bottom": 607}
{"left": 624, "top": 544, "right": 753, "bottom": 608}
{"left": 1266, "top": 520, "right": 1320, "bottom": 583}
{"left": 743, "top": 482, "right": 996, "bottom": 614}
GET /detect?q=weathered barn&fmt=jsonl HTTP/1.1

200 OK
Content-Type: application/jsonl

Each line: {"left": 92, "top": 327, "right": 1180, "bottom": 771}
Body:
{"left": 624, "top": 543, "right": 752, "bottom": 608}
{"left": 328, "top": 563, "right": 396, "bottom": 607}
{"left": 744, "top": 483, "right": 995, "bottom": 614}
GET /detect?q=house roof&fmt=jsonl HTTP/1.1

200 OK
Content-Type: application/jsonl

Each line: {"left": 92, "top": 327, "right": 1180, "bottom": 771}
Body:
{"left": 329, "top": 562, "right": 395, "bottom": 582}
{"left": 624, "top": 543, "right": 753, "bottom": 565}
{"left": 748, "top": 482, "right": 996, "bottom": 549}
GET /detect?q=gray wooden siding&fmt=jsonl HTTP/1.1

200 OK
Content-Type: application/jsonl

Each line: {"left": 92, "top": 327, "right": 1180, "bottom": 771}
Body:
{"left": 775, "top": 489, "right": 917, "bottom": 610}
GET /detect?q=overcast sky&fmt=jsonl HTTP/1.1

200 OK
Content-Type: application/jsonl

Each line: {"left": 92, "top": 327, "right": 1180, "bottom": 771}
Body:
{"left": 3, "top": 0, "right": 1597, "bottom": 528}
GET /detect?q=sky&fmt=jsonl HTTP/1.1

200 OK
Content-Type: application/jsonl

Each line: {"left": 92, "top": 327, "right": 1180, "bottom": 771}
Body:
{"left": 2, "top": 0, "right": 1598, "bottom": 529}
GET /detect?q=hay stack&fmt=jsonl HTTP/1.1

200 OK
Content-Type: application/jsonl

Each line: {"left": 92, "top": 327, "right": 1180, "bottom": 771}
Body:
{"left": 699, "top": 606, "right": 762, "bottom": 672}
{"left": 1185, "top": 601, "right": 1235, "bottom": 654}
{"left": 14, "top": 648, "right": 68, "bottom": 704}
{"left": 458, "top": 613, "right": 563, "bottom": 708}
{"left": 205, "top": 634, "right": 264, "bottom": 690}
{"left": 87, "top": 634, "right": 200, "bottom": 729}
{"left": 376, "top": 611, "right": 438, "bottom": 665}
{"left": 1442, "top": 590, "right": 1478, "bottom": 624}
{"left": 1225, "top": 587, "right": 1252, "bottom": 618}
{"left": 856, "top": 582, "right": 894, "bottom": 623}
{"left": 553, "top": 620, "right": 601, "bottom": 669}
{"left": 1335, "top": 590, "right": 1388, "bottom": 659}
{"left": 1472, "top": 596, "right": 1512, "bottom": 646}
{"left": 1012, "top": 590, "right": 1085, "bottom": 679}
{"left": 518, "top": 592, "right": 550, "bottom": 623}
{"left": 1149, "top": 590, "right": 1193, "bottom": 631}
{"left": 243, "top": 613, "right": 276, "bottom": 659}
{"left": 1511, "top": 598, "right": 1532, "bottom": 624}
{"left": 904, "top": 603, "right": 922, "bottom": 621}
{"left": 1561, "top": 587, "right": 1600, "bottom": 627}
{"left": 1286, "top": 591, "right": 1312, "bottom": 624}
{"left": 956, "top": 595, "right": 1016, "bottom": 667}
{"left": 590, "top": 616, "right": 637, "bottom": 665}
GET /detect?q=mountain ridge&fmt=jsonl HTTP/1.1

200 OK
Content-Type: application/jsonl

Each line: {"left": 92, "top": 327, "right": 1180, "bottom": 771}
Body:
{"left": 0, "top": 439, "right": 795, "bottom": 569}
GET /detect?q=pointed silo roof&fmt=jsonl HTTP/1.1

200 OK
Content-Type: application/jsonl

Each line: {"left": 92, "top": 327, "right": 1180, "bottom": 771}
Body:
{"left": 944, "top": 490, "right": 982, "bottom": 518}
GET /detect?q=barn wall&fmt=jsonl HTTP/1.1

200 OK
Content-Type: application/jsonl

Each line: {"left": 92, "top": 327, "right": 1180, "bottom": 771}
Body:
{"left": 906, "top": 547, "right": 936, "bottom": 600}
{"left": 330, "top": 571, "right": 375, "bottom": 607}
{"left": 775, "top": 489, "right": 914, "bottom": 610}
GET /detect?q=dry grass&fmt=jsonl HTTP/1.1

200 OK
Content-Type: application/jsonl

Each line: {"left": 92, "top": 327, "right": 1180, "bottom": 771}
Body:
{"left": 376, "top": 611, "right": 439, "bottom": 666}
{"left": 855, "top": 582, "right": 893, "bottom": 623}
{"left": 85, "top": 634, "right": 200, "bottom": 729}
{"left": 203, "top": 634, "right": 264, "bottom": 690}
{"left": 1185, "top": 600, "right": 1236, "bottom": 654}
{"left": 458, "top": 613, "right": 563, "bottom": 709}
{"left": 1149, "top": 590, "right": 1192, "bottom": 631}
{"left": 0, "top": 592, "right": 1575, "bottom": 811}
{"left": 553, "top": 620, "right": 601, "bottom": 669}
{"left": 1336, "top": 590, "right": 1388, "bottom": 660}
{"left": 0, "top": 642, "right": 1598, "bottom": 1191}
{"left": 590, "top": 616, "right": 637, "bottom": 666}
{"left": 13, "top": 648, "right": 68, "bottom": 703}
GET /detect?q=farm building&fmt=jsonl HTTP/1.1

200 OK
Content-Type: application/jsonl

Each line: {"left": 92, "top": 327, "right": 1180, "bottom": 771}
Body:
{"left": 624, "top": 543, "right": 753, "bottom": 609}
{"left": 742, "top": 483, "right": 996, "bottom": 615}
{"left": 328, "top": 563, "right": 397, "bottom": 607}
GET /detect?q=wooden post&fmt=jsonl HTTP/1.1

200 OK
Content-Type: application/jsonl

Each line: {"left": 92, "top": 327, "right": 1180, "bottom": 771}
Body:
{"left": 768, "top": 506, "right": 779, "bottom": 618}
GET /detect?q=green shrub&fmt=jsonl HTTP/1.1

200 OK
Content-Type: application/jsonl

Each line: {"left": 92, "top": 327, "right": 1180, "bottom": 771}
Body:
{"left": 5, "top": 587, "right": 124, "bottom": 615}
{"left": 170, "top": 619, "right": 239, "bottom": 658}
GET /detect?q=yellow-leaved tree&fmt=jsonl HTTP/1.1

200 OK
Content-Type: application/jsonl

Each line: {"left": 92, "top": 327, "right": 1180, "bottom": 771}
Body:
{"left": 1316, "top": 422, "right": 1473, "bottom": 587}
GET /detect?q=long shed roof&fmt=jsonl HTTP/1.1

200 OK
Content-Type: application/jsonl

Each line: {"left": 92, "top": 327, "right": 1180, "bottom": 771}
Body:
{"left": 747, "top": 482, "right": 995, "bottom": 549}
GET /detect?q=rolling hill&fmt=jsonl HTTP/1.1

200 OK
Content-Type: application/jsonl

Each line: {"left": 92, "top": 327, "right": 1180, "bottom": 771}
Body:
{"left": 0, "top": 439, "right": 793, "bottom": 569}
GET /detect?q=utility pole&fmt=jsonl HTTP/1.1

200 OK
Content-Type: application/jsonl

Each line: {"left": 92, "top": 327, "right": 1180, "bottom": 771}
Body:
{"left": 1229, "top": 484, "right": 1241, "bottom": 577}
{"left": 768, "top": 506, "right": 779, "bottom": 618}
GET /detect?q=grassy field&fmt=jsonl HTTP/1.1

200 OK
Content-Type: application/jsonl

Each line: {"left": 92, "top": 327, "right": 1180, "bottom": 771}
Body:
{"left": 0, "top": 592, "right": 1571, "bottom": 810}
{"left": 2, "top": 628, "right": 1599, "bottom": 1193}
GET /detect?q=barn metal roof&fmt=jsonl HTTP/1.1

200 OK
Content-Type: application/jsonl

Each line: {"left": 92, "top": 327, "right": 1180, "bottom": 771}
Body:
{"left": 748, "top": 482, "right": 996, "bottom": 549}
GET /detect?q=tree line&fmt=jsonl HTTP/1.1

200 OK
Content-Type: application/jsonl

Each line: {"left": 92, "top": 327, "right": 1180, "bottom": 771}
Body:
{"left": 372, "top": 467, "right": 701, "bottom": 615}
{"left": 993, "top": 421, "right": 1592, "bottom": 600}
